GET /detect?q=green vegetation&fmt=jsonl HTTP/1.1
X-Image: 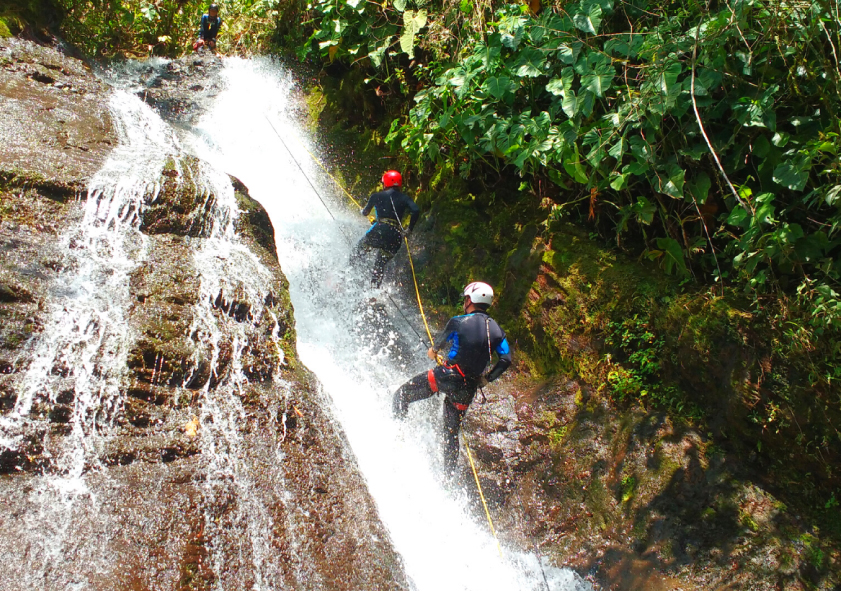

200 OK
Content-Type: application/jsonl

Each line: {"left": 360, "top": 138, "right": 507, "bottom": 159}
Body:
{"left": 293, "top": 0, "right": 841, "bottom": 381}
{"left": 1, "top": 0, "right": 282, "bottom": 56}
{"left": 288, "top": 0, "right": 841, "bottom": 545}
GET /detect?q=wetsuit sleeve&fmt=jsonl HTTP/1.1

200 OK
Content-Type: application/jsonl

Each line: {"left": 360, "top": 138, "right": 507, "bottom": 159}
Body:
{"left": 361, "top": 194, "right": 375, "bottom": 217}
{"left": 406, "top": 196, "right": 420, "bottom": 231}
{"left": 199, "top": 15, "right": 208, "bottom": 39}
{"left": 433, "top": 318, "right": 457, "bottom": 351}
{"left": 486, "top": 326, "right": 512, "bottom": 382}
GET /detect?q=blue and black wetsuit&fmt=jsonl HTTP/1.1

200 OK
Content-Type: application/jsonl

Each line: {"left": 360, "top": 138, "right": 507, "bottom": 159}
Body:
{"left": 351, "top": 187, "right": 420, "bottom": 287}
{"left": 199, "top": 14, "right": 222, "bottom": 44}
{"left": 393, "top": 311, "right": 512, "bottom": 469}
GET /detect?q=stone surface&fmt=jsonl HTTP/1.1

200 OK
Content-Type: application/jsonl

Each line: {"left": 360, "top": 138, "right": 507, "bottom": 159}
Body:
{"left": 0, "top": 37, "right": 115, "bottom": 189}
{"left": 462, "top": 375, "right": 840, "bottom": 590}
{"left": 0, "top": 40, "right": 407, "bottom": 590}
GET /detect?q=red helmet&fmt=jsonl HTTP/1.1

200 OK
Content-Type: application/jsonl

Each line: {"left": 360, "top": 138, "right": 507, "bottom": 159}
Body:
{"left": 382, "top": 170, "right": 402, "bottom": 188}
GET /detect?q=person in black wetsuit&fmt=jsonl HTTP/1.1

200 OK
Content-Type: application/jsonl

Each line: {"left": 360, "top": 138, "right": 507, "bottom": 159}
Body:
{"left": 350, "top": 170, "right": 420, "bottom": 287}
{"left": 393, "top": 282, "right": 512, "bottom": 471}
{"left": 194, "top": 4, "right": 222, "bottom": 51}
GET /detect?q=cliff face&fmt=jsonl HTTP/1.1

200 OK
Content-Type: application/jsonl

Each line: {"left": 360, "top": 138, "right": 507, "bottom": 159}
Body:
{"left": 0, "top": 38, "right": 406, "bottom": 590}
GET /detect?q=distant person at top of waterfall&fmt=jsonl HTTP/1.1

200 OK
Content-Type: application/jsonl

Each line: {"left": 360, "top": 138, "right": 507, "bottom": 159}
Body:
{"left": 194, "top": 4, "right": 222, "bottom": 52}
{"left": 350, "top": 170, "right": 420, "bottom": 288}
{"left": 393, "top": 282, "right": 512, "bottom": 472}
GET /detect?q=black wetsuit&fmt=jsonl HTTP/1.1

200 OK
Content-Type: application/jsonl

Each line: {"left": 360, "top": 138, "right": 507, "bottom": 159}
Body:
{"left": 393, "top": 311, "right": 512, "bottom": 469}
{"left": 351, "top": 187, "right": 420, "bottom": 287}
{"left": 199, "top": 14, "right": 222, "bottom": 44}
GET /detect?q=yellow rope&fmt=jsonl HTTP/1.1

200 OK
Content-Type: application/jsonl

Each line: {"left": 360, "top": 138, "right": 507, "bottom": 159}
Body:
{"left": 404, "top": 236, "right": 435, "bottom": 348}
{"left": 463, "top": 432, "right": 504, "bottom": 558}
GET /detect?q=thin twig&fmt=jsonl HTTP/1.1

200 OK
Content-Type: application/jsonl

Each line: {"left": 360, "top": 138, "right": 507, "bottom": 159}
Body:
{"left": 690, "top": 13, "right": 726, "bottom": 293}
{"left": 690, "top": 12, "right": 752, "bottom": 214}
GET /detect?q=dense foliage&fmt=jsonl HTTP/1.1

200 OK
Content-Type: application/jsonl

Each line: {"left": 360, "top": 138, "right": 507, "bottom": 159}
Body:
{"left": 0, "top": 0, "right": 281, "bottom": 55}
{"left": 297, "top": 0, "right": 841, "bottom": 515}
{"left": 300, "top": 0, "right": 841, "bottom": 380}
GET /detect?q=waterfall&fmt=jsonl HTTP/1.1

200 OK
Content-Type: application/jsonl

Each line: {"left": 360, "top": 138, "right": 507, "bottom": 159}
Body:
{"left": 0, "top": 90, "right": 179, "bottom": 589}
{"left": 0, "top": 54, "right": 590, "bottom": 590}
{"left": 187, "top": 57, "right": 591, "bottom": 591}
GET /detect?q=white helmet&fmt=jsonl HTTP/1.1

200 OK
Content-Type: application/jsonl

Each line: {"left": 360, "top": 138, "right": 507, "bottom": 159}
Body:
{"left": 462, "top": 281, "right": 494, "bottom": 307}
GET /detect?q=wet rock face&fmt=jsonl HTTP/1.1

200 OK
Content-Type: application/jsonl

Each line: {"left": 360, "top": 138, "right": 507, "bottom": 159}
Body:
{"left": 0, "top": 37, "right": 115, "bottom": 475}
{"left": 139, "top": 53, "right": 226, "bottom": 124}
{"left": 0, "top": 40, "right": 407, "bottom": 590}
{"left": 0, "top": 37, "right": 115, "bottom": 188}
{"left": 464, "top": 378, "right": 840, "bottom": 591}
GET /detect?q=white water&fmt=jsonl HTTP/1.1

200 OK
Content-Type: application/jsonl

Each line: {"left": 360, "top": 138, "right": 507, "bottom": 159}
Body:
{"left": 0, "top": 90, "right": 179, "bottom": 588}
{"left": 187, "top": 58, "right": 591, "bottom": 591}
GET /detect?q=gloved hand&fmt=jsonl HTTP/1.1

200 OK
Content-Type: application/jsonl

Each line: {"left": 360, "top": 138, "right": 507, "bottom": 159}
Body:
{"left": 478, "top": 374, "right": 489, "bottom": 388}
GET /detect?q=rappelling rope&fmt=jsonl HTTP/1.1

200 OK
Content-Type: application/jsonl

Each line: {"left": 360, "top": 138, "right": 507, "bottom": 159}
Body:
{"left": 264, "top": 114, "right": 359, "bottom": 247}
{"left": 463, "top": 432, "right": 504, "bottom": 558}
{"left": 265, "top": 114, "right": 504, "bottom": 558}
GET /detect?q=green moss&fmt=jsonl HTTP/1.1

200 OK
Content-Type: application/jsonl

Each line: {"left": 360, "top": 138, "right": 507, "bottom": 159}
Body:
{"left": 0, "top": 18, "right": 12, "bottom": 38}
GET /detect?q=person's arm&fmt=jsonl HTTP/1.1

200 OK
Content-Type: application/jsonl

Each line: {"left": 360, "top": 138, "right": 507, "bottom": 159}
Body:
{"left": 361, "top": 194, "right": 376, "bottom": 217}
{"left": 199, "top": 15, "right": 207, "bottom": 39}
{"left": 406, "top": 196, "right": 420, "bottom": 232}
{"left": 486, "top": 333, "right": 512, "bottom": 382}
{"left": 433, "top": 319, "right": 455, "bottom": 351}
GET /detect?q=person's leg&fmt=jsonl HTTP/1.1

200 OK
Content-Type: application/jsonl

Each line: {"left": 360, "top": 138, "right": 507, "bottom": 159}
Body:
{"left": 392, "top": 371, "right": 436, "bottom": 418}
{"left": 442, "top": 399, "right": 467, "bottom": 471}
{"left": 371, "top": 248, "right": 394, "bottom": 287}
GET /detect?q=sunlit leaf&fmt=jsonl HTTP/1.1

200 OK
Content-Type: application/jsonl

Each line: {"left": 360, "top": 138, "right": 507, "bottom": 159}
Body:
{"left": 573, "top": 2, "right": 603, "bottom": 34}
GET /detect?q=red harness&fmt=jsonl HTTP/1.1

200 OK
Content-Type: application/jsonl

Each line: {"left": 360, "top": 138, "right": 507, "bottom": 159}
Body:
{"left": 427, "top": 364, "right": 470, "bottom": 411}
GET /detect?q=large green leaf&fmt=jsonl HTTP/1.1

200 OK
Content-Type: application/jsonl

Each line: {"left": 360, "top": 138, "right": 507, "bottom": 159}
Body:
{"left": 562, "top": 91, "right": 579, "bottom": 118}
{"left": 772, "top": 162, "right": 809, "bottom": 191}
{"left": 514, "top": 48, "right": 547, "bottom": 77}
{"left": 368, "top": 37, "right": 391, "bottom": 67}
{"left": 582, "top": 64, "right": 614, "bottom": 97}
{"left": 485, "top": 76, "right": 517, "bottom": 101}
{"left": 400, "top": 9, "right": 427, "bottom": 59}
{"left": 654, "top": 237, "right": 689, "bottom": 276}
{"left": 393, "top": 0, "right": 407, "bottom": 11}
{"left": 573, "top": 2, "right": 603, "bottom": 34}
{"left": 687, "top": 172, "right": 711, "bottom": 203}
{"left": 557, "top": 42, "right": 582, "bottom": 65}
{"left": 657, "top": 58, "right": 682, "bottom": 95}
{"left": 546, "top": 78, "right": 566, "bottom": 96}
{"left": 608, "top": 136, "right": 626, "bottom": 160}
{"left": 563, "top": 144, "right": 589, "bottom": 183}
{"left": 657, "top": 165, "right": 685, "bottom": 198}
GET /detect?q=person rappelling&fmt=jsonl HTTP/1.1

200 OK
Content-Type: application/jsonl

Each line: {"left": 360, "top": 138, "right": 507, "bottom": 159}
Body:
{"left": 392, "top": 282, "right": 512, "bottom": 471}
{"left": 350, "top": 170, "right": 420, "bottom": 288}
{"left": 194, "top": 4, "right": 222, "bottom": 52}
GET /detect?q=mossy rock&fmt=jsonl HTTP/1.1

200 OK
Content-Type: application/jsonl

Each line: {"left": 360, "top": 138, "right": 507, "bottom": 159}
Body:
{"left": 0, "top": 19, "right": 12, "bottom": 38}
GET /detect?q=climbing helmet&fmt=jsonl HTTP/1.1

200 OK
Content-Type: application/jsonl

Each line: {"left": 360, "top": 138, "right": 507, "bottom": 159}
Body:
{"left": 462, "top": 282, "right": 494, "bottom": 307}
{"left": 382, "top": 170, "right": 402, "bottom": 188}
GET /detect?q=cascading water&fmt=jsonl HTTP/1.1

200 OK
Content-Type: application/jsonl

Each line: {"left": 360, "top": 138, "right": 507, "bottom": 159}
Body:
{"left": 187, "top": 57, "right": 592, "bottom": 591}
{"left": 0, "top": 51, "right": 589, "bottom": 590}
{"left": 0, "top": 90, "right": 179, "bottom": 589}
